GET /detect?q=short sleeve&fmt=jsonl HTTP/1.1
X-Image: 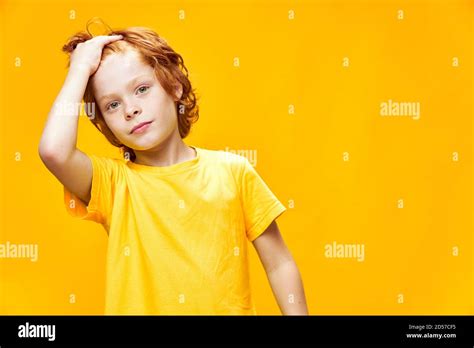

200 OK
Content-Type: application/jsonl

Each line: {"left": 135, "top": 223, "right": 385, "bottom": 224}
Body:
{"left": 239, "top": 157, "right": 287, "bottom": 242}
{"left": 63, "top": 153, "right": 117, "bottom": 227}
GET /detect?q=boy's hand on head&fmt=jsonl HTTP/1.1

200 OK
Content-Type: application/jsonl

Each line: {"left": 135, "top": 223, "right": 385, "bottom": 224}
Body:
{"left": 69, "top": 35, "right": 123, "bottom": 76}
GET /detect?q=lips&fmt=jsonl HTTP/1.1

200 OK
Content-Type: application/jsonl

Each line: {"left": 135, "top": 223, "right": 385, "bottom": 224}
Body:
{"left": 131, "top": 121, "right": 153, "bottom": 134}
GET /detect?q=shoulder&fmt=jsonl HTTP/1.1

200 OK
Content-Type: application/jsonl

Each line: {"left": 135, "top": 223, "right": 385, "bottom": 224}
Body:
{"left": 197, "top": 147, "right": 253, "bottom": 189}
{"left": 87, "top": 153, "right": 128, "bottom": 176}
{"left": 88, "top": 153, "right": 125, "bottom": 164}
{"left": 198, "top": 147, "right": 249, "bottom": 172}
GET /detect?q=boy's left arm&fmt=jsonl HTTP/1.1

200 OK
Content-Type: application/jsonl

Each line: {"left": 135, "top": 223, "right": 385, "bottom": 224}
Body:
{"left": 252, "top": 220, "right": 309, "bottom": 315}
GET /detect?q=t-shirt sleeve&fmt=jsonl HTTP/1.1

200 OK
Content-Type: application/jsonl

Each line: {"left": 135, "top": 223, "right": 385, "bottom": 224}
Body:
{"left": 238, "top": 157, "right": 287, "bottom": 242}
{"left": 63, "top": 153, "right": 117, "bottom": 227}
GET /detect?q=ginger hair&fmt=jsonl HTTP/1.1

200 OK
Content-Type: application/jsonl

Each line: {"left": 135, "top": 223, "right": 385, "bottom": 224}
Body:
{"left": 62, "top": 25, "right": 199, "bottom": 161}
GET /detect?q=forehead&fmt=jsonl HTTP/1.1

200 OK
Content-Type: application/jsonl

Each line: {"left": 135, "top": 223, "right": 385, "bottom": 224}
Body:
{"left": 92, "top": 49, "right": 155, "bottom": 93}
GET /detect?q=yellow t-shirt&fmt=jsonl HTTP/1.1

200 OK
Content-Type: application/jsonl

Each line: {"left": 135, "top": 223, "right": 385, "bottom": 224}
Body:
{"left": 63, "top": 146, "right": 286, "bottom": 315}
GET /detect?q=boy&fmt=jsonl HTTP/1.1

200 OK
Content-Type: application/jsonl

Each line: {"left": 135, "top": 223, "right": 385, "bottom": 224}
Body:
{"left": 38, "top": 24, "right": 308, "bottom": 315}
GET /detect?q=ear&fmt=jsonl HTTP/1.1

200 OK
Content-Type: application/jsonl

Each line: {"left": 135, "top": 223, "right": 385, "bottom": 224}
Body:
{"left": 174, "top": 82, "right": 183, "bottom": 101}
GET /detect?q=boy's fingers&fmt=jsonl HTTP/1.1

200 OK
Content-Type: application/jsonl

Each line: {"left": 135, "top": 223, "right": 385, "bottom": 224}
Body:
{"left": 92, "top": 35, "right": 123, "bottom": 45}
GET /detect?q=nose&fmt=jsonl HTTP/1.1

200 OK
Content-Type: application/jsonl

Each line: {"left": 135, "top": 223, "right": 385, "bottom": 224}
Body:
{"left": 125, "top": 103, "right": 141, "bottom": 120}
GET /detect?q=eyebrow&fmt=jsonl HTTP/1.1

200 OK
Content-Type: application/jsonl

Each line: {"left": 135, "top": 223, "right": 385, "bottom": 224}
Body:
{"left": 97, "top": 75, "right": 152, "bottom": 103}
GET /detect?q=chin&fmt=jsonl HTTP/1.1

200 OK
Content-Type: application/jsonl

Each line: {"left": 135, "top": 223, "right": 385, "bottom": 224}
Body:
{"left": 125, "top": 126, "right": 174, "bottom": 151}
{"left": 127, "top": 144, "right": 156, "bottom": 151}
{"left": 127, "top": 138, "right": 165, "bottom": 151}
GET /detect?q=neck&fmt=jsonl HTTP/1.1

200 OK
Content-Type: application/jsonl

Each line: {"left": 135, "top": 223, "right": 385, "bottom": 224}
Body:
{"left": 132, "top": 133, "right": 196, "bottom": 167}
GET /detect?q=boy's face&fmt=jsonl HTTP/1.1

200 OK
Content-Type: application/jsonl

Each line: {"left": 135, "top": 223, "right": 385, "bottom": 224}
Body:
{"left": 91, "top": 49, "right": 182, "bottom": 151}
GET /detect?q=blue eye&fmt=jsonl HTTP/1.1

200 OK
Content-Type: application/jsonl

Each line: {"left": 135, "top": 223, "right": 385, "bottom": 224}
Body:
{"left": 107, "top": 101, "right": 119, "bottom": 110}
{"left": 137, "top": 86, "right": 149, "bottom": 94}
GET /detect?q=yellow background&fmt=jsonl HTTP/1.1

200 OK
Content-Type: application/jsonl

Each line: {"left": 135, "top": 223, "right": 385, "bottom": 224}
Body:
{"left": 0, "top": 0, "right": 472, "bottom": 314}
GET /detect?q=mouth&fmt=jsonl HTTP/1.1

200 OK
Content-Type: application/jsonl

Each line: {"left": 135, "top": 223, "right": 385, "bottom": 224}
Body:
{"left": 130, "top": 121, "right": 153, "bottom": 134}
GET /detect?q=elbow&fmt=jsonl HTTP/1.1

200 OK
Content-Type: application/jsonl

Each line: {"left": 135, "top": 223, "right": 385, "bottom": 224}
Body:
{"left": 38, "top": 142, "right": 55, "bottom": 162}
{"left": 38, "top": 142, "right": 70, "bottom": 165}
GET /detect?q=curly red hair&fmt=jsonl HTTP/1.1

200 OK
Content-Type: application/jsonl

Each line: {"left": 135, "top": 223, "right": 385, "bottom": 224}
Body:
{"left": 62, "top": 26, "right": 199, "bottom": 161}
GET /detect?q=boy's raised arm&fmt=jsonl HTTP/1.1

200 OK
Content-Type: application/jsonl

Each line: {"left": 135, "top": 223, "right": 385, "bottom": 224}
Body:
{"left": 38, "top": 35, "right": 122, "bottom": 205}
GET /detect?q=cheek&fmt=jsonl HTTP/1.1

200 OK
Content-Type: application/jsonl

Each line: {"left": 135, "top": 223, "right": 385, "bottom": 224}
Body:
{"left": 102, "top": 115, "right": 114, "bottom": 128}
{"left": 148, "top": 99, "right": 175, "bottom": 121}
{"left": 103, "top": 117, "right": 124, "bottom": 134}
{"left": 148, "top": 88, "right": 176, "bottom": 113}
